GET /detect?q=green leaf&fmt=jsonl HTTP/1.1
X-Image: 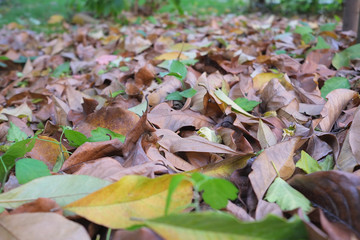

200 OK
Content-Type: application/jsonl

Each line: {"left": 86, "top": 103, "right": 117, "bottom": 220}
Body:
{"left": 0, "top": 175, "right": 110, "bottom": 209}
{"left": 7, "top": 122, "right": 28, "bottom": 142}
{"left": 275, "top": 50, "right": 287, "bottom": 55}
{"left": 312, "top": 36, "right": 330, "bottom": 51}
{"left": 0, "top": 56, "right": 10, "bottom": 61}
{"left": 265, "top": 177, "right": 311, "bottom": 213}
{"left": 169, "top": 60, "right": 187, "bottom": 81}
{"left": 0, "top": 138, "right": 36, "bottom": 182}
{"left": 319, "top": 155, "right": 334, "bottom": 171}
{"left": 110, "top": 89, "right": 125, "bottom": 98}
{"left": 320, "top": 23, "right": 336, "bottom": 32}
{"left": 119, "top": 66, "right": 129, "bottom": 72}
{"left": 52, "top": 62, "right": 70, "bottom": 77}
{"left": 332, "top": 44, "right": 360, "bottom": 69}
{"left": 296, "top": 151, "right": 322, "bottom": 174}
{"left": 144, "top": 212, "right": 308, "bottom": 240}
{"left": 190, "top": 172, "right": 238, "bottom": 210}
{"left": 320, "top": 77, "right": 350, "bottom": 98}
{"left": 199, "top": 178, "right": 238, "bottom": 210}
{"left": 64, "top": 129, "right": 89, "bottom": 147}
{"left": 214, "top": 89, "right": 254, "bottom": 117}
{"left": 166, "top": 91, "right": 183, "bottom": 101}
{"left": 15, "top": 158, "right": 51, "bottom": 184}
{"left": 165, "top": 174, "right": 188, "bottom": 215}
{"left": 294, "top": 25, "right": 313, "bottom": 35}
{"left": 128, "top": 101, "right": 148, "bottom": 117}
{"left": 234, "top": 97, "right": 260, "bottom": 112}
{"left": 302, "top": 33, "right": 315, "bottom": 44}
{"left": 179, "top": 88, "right": 197, "bottom": 98}
{"left": 88, "top": 127, "right": 125, "bottom": 143}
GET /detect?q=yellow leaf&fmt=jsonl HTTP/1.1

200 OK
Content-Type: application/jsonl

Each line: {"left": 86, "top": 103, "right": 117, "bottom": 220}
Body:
{"left": 154, "top": 52, "right": 188, "bottom": 61}
{"left": 252, "top": 72, "right": 283, "bottom": 91}
{"left": 64, "top": 174, "right": 193, "bottom": 228}
{"left": 170, "top": 43, "right": 198, "bottom": 51}
{"left": 7, "top": 22, "right": 23, "bottom": 30}
{"left": 47, "top": 15, "right": 64, "bottom": 24}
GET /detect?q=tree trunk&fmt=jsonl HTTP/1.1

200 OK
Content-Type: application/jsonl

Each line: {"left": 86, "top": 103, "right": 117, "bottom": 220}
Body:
{"left": 343, "top": 0, "right": 360, "bottom": 32}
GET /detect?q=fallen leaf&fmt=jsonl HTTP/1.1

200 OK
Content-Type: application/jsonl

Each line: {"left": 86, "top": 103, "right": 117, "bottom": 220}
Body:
{"left": 64, "top": 174, "right": 193, "bottom": 228}
{"left": 318, "top": 89, "right": 357, "bottom": 132}
{"left": 0, "top": 175, "right": 110, "bottom": 209}
{"left": 295, "top": 150, "right": 322, "bottom": 174}
{"left": 74, "top": 104, "right": 140, "bottom": 137}
{"left": 289, "top": 171, "right": 360, "bottom": 238}
{"left": 249, "top": 137, "right": 299, "bottom": 200}
{"left": 0, "top": 213, "right": 90, "bottom": 240}
{"left": 157, "top": 129, "right": 240, "bottom": 155}
{"left": 61, "top": 139, "right": 122, "bottom": 172}
{"left": 154, "top": 52, "right": 188, "bottom": 61}
{"left": 257, "top": 119, "right": 277, "bottom": 148}
{"left": 26, "top": 136, "right": 69, "bottom": 170}
{"left": 144, "top": 212, "right": 308, "bottom": 240}
{"left": 10, "top": 198, "right": 62, "bottom": 215}
{"left": 265, "top": 177, "right": 311, "bottom": 213}
{"left": 148, "top": 103, "right": 215, "bottom": 131}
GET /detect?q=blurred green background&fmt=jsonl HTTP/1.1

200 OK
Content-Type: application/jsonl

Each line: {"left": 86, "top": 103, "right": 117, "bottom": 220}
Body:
{"left": 0, "top": 0, "right": 343, "bottom": 28}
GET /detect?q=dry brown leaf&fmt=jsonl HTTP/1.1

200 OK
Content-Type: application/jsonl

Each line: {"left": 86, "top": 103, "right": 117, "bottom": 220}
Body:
{"left": 290, "top": 171, "right": 360, "bottom": 239}
{"left": 73, "top": 157, "right": 124, "bottom": 181}
{"left": 26, "top": 136, "right": 69, "bottom": 169}
{"left": 249, "top": 137, "right": 299, "bottom": 200}
{"left": 61, "top": 139, "right": 123, "bottom": 173}
{"left": 260, "top": 78, "right": 295, "bottom": 111}
{"left": 10, "top": 198, "right": 62, "bottom": 215}
{"left": 74, "top": 104, "right": 139, "bottom": 137}
{"left": 257, "top": 119, "right": 277, "bottom": 149}
{"left": 0, "top": 213, "right": 90, "bottom": 240}
{"left": 148, "top": 103, "right": 215, "bottom": 131}
{"left": 318, "top": 89, "right": 358, "bottom": 132}
{"left": 147, "top": 76, "right": 182, "bottom": 106}
{"left": 156, "top": 129, "right": 240, "bottom": 155}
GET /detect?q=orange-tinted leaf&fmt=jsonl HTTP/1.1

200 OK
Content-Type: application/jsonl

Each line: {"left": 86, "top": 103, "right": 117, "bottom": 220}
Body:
{"left": 26, "top": 136, "right": 69, "bottom": 169}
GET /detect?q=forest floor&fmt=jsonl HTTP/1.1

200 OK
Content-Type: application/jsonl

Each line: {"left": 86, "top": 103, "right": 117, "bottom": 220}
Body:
{"left": 0, "top": 11, "right": 359, "bottom": 240}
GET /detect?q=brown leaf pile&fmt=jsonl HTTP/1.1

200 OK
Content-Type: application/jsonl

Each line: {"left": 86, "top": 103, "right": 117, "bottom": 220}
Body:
{"left": 1, "top": 12, "right": 360, "bottom": 239}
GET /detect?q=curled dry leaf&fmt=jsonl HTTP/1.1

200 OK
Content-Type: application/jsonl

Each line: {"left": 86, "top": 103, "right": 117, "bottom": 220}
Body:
{"left": 61, "top": 139, "right": 123, "bottom": 172}
{"left": 148, "top": 103, "right": 215, "bottom": 131}
{"left": 260, "top": 78, "right": 295, "bottom": 111}
{"left": 348, "top": 106, "right": 360, "bottom": 165}
{"left": 289, "top": 170, "right": 360, "bottom": 239}
{"left": 318, "top": 89, "right": 358, "bottom": 132}
{"left": 156, "top": 129, "right": 240, "bottom": 155}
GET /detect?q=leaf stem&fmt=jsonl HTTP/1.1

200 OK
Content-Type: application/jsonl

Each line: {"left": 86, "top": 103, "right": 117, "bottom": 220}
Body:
{"left": 271, "top": 161, "right": 281, "bottom": 178}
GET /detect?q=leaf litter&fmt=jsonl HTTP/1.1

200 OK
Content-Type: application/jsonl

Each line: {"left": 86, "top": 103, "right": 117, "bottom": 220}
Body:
{"left": 0, "top": 11, "right": 359, "bottom": 239}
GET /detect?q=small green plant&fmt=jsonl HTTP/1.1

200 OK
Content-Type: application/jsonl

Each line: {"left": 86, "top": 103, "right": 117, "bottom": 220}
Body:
{"left": 165, "top": 172, "right": 238, "bottom": 215}
{"left": 64, "top": 127, "right": 126, "bottom": 148}
{"left": 162, "top": 60, "right": 197, "bottom": 101}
